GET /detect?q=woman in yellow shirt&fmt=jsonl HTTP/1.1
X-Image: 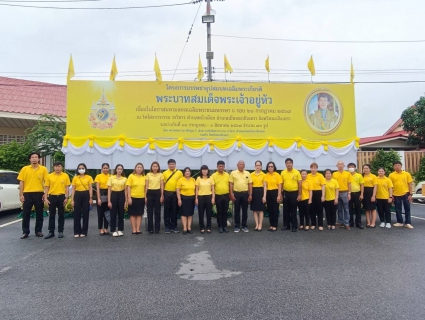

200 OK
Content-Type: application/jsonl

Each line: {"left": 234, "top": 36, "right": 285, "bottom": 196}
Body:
{"left": 376, "top": 167, "right": 394, "bottom": 228}
{"left": 195, "top": 165, "right": 215, "bottom": 234}
{"left": 71, "top": 163, "right": 93, "bottom": 238}
{"left": 126, "top": 163, "right": 146, "bottom": 235}
{"left": 250, "top": 160, "right": 267, "bottom": 231}
{"left": 107, "top": 164, "right": 128, "bottom": 237}
{"left": 177, "top": 167, "right": 196, "bottom": 234}
{"left": 362, "top": 164, "right": 378, "bottom": 228}
{"left": 264, "top": 161, "right": 282, "bottom": 232}
{"left": 94, "top": 163, "right": 110, "bottom": 236}
{"left": 145, "top": 161, "right": 164, "bottom": 234}
{"left": 324, "top": 169, "right": 339, "bottom": 230}
{"left": 307, "top": 163, "right": 326, "bottom": 230}
{"left": 299, "top": 170, "right": 312, "bottom": 231}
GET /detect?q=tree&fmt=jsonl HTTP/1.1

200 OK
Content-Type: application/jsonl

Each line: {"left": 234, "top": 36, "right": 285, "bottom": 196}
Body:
{"left": 413, "top": 156, "right": 425, "bottom": 183}
{"left": 25, "top": 114, "right": 65, "bottom": 162}
{"left": 370, "top": 149, "right": 401, "bottom": 175}
{"left": 0, "top": 141, "right": 34, "bottom": 172}
{"left": 401, "top": 96, "right": 425, "bottom": 146}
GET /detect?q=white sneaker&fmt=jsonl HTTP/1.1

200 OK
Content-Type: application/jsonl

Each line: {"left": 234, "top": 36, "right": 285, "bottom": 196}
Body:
{"left": 379, "top": 222, "right": 385, "bottom": 228}
{"left": 385, "top": 223, "right": 391, "bottom": 229}
{"left": 112, "top": 231, "right": 119, "bottom": 237}
{"left": 393, "top": 223, "right": 404, "bottom": 227}
{"left": 405, "top": 224, "right": 414, "bottom": 229}
{"left": 118, "top": 231, "right": 124, "bottom": 236}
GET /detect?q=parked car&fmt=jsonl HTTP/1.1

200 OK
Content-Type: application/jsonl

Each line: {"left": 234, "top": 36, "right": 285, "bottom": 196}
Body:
{"left": 415, "top": 181, "right": 425, "bottom": 203}
{"left": 0, "top": 170, "right": 21, "bottom": 211}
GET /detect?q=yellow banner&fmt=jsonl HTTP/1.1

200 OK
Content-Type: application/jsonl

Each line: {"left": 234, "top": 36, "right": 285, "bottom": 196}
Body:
{"left": 67, "top": 81, "right": 356, "bottom": 140}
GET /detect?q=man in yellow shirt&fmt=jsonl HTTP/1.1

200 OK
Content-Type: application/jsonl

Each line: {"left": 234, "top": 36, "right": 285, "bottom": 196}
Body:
{"left": 389, "top": 161, "right": 414, "bottom": 229}
{"left": 332, "top": 161, "right": 353, "bottom": 229}
{"left": 229, "top": 160, "right": 253, "bottom": 232}
{"left": 44, "top": 162, "right": 71, "bottom": 239}
{"left": 347, "top": 163, "right": 364, "bottom": 229}
{"left": 17, "top": 152, "right": 49, "bottom": 239}
{"left": 281, "top": 158, "right": 301, "bottom": 232}
{"left": 211, "top": 160, "right": 230, "bottom": 233}
{"left": 162, "top": 159, "right": 183, "bottom": 233}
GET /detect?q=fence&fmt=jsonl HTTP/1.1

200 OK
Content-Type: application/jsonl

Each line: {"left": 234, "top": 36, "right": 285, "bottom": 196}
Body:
{"left": 357, "top": 151, "right": 425, "bottom": 173}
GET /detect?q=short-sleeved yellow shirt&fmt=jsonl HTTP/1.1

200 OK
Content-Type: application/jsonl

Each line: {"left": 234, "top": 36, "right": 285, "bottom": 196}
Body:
{"left": 332, "top": 171, "right": 353, "bottom": 192}
{"left": 301, "top": 180, "right": 312, "bottom": 201}
{"left": 126, "top": 174, "right": 146, "bottom": 198}
{"left": 376, "top": 176, "right": 394, "bottom": 199}
{"left": 94, "top": 173, "right": 111, "bottom": 190}
{"left": 196, "top": 177, "right": 214, "bottom": 196}
{"left": 177, "top": 177, "right": 196, "bottom": 196}
{"left": 107, "top": 175, "right": 127, "bottom": 192}
{"left": 251, "top": 171, "right": 266, "bottom": 188}
{"left": 71, "top": 175, "right": 94, "bottom": 192}
{"left": 211, "top": 172, "right": 230, "bottom": 195}
{"left": 307, "top": 173, "right": 326, "bottom": 191}
{"left": 163, "top": 169, "right": 183, "bottom": 192}
{"left": 146, "top": 172, "right": 163, "bottom": 190}
{"left": 325, "top": 178, "right": 339, "bottom": 201}
{"left": 350, "top": 172, "right": 364, "bottom": 193}
{"left": 17, "top": 165, "right": 48, "bottom": 193}
{"left": 363, "top": 173, "right": 378, "bottom": 188}
{"left": 45, "top": 172, "right": 71, "bottom": 195}
{"left": 281, "top": 169, "right": 301, "bottom": 192}
{"left": 229, "top": 170, "right": 252, "bottom": 192}
{"left": 388, "top": 171, "right": 413, "bottom": 196}
{"left": 264, "top": 172, "right": 283, "bottom": 190}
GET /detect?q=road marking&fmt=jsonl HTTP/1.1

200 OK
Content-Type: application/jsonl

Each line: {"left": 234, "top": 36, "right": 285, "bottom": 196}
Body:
{"left": 392, "top": 213, "right": 425, "bottom": 221}
{"left": 0, "top": 267, "right": 11, "bottom": 273}
{"left": 0, "top": 219, "right": 22, "bottom": 228}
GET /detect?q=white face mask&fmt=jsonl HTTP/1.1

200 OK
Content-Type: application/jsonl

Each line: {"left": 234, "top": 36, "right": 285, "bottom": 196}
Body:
{"left": 348, "top": 167, "right": 355, "bottom": 173}
{"left": 78, "top": 169, "right": 85, "bottom": 174}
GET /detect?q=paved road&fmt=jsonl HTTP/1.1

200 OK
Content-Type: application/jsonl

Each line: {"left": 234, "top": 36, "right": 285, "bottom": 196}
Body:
{"left": 0, "top": 204, "right": 424, "bottom": 320}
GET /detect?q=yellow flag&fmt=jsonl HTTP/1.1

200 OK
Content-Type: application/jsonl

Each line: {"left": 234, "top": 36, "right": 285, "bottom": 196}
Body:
{"left": 110, "top": 55, "right": 118, "bottom": 81}
{"left": 350, "top": 59, "right": 355, "bottom": 84}
{"left": 265, "top": 55, "right": 270, "bottom": 73}
{"left": 154, "top": 55, "right": 162, "bottom": 83}
{"left": 224, "top": 54, "right": 233, "bottom": 73}
{"left": 307, "top": 55, "right": 315, "bottom": 76}
{"left": 198, "top": 55, "right": 204, "bottom": 82}
{"left": 67, "top": 55, "right": 75, "bottom": 81}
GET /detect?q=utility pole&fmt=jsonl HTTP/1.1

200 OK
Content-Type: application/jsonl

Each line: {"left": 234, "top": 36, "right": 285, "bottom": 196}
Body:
{"left": 206, "top": 0, "right": 213, "bottom": 81}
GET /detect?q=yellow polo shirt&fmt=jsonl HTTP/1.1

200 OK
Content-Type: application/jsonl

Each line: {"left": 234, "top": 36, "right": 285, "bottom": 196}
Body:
{"left": 126, "top": 174, "right": 146, "bottom": 198}
{"left": 264, "top": 172, "right": 282, "bottom": 190}
{"left": 301, "top": 180, "right": 312, "bottom": 201}
{"left": 376, "top": 176, "right": 394, "bottom": 199}
{"left": 71, "top": 175, "right": 94, "bottom": 191}
{"left": 163, "top": 169, "right": 183, "bottom": 192}
{"left": 350, "top": 172, "right": 364, "bottom": 193}
{"left": 332, "top": 171, "right": 352, "bottom": 192}
{"left": 251, "top": 171, "right": 266, "bottom": 188}
{"left": 177, "top": 177, "right": 196, "bottom": 196}
{"left": 363, "top": 173, "right": 378, "bottom": 188}
{"left": 281, "top": 169, "right": 301, "bottom": 192}
{"left": 325, "top": 179, "right": 339, "bottom": 201}
{"left": 45, "top": 172, "right": 70, "bottom": 195}
{"left": 196, "top": 177, "right": 214, "bottom": 196}
{"left": 95, "top": 173, "right": 111, "bottom": 190}
{"left": 107, "top": 175, "right": 127, "bottom": 192}
{"left": 211, "top": 172, "right": 230, "bottom": 195}
{"left": 229, "top": 170, "right": 252, "bottom": 192}
{"left": 146, "top": 172, "right": 163, "bottom": 190}
{"left": 389, "top": 171, "right": 413, "bottom": 196}
{"left": 307, "top": 173, "right": 326, "bottom": 191}
{"left": 17, "top": 165, "right": 48, "bottom": 193}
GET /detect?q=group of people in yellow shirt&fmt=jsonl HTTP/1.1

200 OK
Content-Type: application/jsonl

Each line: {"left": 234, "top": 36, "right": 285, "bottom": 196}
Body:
{"left": 18, "top": 153, "right": 414, "bottom": 240}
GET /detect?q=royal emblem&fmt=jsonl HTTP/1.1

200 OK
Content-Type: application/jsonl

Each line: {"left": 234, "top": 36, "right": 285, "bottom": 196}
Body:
{"left": 88, "top": 90, "right": 117, "bottom": 130}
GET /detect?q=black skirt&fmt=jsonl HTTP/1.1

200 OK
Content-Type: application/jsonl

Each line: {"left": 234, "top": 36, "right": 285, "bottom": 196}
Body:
{"left": 128, "top": 197, "right": 145, "bottom": 216}
{"left": 180, "top": 195, "right": 195, "bottom": 216}
{"left": 362, "top": 187, "right": 376, "bottom": 210}
{"left": 251, "top": 187, "right": 266, "bottom": 211}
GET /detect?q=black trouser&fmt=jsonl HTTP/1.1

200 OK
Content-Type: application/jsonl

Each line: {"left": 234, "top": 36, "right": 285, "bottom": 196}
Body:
{"left": 298, "top": 199, "right": 310, "bottom": 226}
{"left": 97, "top": 189, "right": 109, "bottom": 230}
{"left": 164, "top": 191, "right": 178, "bottom": 230}
{"left": 266, "top": 189, "right": 279, "bottom": 228}
{"left": 349, "top": 191, "right": 362, "bottom": 225}
{"left": 310, "top": 190, "right": 324, "bottom": 227}
{"left": 110, "top": 191, "right": 125, "bottom": 232}
{"left": 324, "top": 200, "right": 337, "bottom": 226}
{"left": 283, "top": 190, "right": 298, "bottom": 228}
{"left": 22, "top": 192, "right": 44, "bottom": 234}
{"left": 147, "top": 189, "right": 161, "bottom": 232}
{"left": 198, "top": 194, "right": 212, "bottom": 230}
{"left": 48, "top": 194, "right": 65, "bottom": 233}
{"left": 216, "top": 194, "right": 229, "bottom": 228}
{"left": 377, "top": 199, "right": 392, "bottom": 224}
{"left": 234, "top": 191, "right": 249, "bottom": 229}
{"left": 74, "top": 191, "right": 90, "bottom": 236}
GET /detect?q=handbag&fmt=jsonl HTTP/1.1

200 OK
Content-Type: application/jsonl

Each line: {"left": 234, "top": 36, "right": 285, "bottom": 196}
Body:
{"left": 104, "top": 210, "right": 111, "bottom": 223}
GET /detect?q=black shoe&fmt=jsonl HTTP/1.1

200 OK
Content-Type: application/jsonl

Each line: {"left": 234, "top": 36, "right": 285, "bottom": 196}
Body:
{"left": 58, "top": 232, "right": 64, "bottom": 238}
{"left": 149, "top": 231, "right": 154, "bottom": 235}
{"left": 170, "top": 229, "right": 180, "bottom": 234}
{"left": 223, "top": 227, "right": 229, "bottom": 233}
{"left": 281, "top": 226, "right": 290, "bottom": 231}
{"left": 218, "top": 227, "right": 224, "bottom": 233}
{"left": 44, "top": 233, "right": 55, "bottom": 239}
{"left": 20, "top": 233, "right": 29, "bottom": 239}
{"left": 292, "top": 227, "right": 297, "bottom": 232}
{"left": 35, "top": 232, "right": 44, "bottom": 237}
{"left": 187, "top": 230, "right": 193, "bottom": 234}
{"left": 356, "top": 224, "right": 364, "bottom": 229}
{"left": 349, "top": 222, "right": 355, "bottom": 227}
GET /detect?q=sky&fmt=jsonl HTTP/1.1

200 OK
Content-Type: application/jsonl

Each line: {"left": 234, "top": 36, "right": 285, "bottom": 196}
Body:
{"left": 1, "top": 0, "right": 424, "bottom": 138}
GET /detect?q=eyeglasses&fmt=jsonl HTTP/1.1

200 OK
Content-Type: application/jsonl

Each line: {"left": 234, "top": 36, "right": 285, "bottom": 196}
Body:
{"left": 268, "top": 166, "right": 274, "bottom": 168}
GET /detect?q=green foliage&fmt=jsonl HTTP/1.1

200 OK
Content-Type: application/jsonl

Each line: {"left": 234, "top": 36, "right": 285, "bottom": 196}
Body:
{"left": 370, "top": 149, "right": 401, "bottom": 175}
{"left": 413, "top": 156, "right": 425, "bottom": 183}
{"left": 0, "top": 141, "right": 34, "bottom": 172}
{"left": 401, "top": 96, "right": 425, "bottom": 145}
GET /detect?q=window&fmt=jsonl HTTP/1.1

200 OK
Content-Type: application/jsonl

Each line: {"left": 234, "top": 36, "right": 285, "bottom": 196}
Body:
{"left": 8, "top": 173, "right": 19, "bottom": 185}
{"left": 0, "top": 135, "right": 26, "bottom": 145}
{"left": 0, "top": 173, "right": 11, "bottom": 184}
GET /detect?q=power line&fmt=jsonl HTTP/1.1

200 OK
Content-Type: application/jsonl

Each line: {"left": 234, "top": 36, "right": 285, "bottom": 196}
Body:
{"left": 0, "top": 0, "right": 103, "bottom": 2}
{"left": 0, "top": 1, "right": 193, "bottom": 9}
